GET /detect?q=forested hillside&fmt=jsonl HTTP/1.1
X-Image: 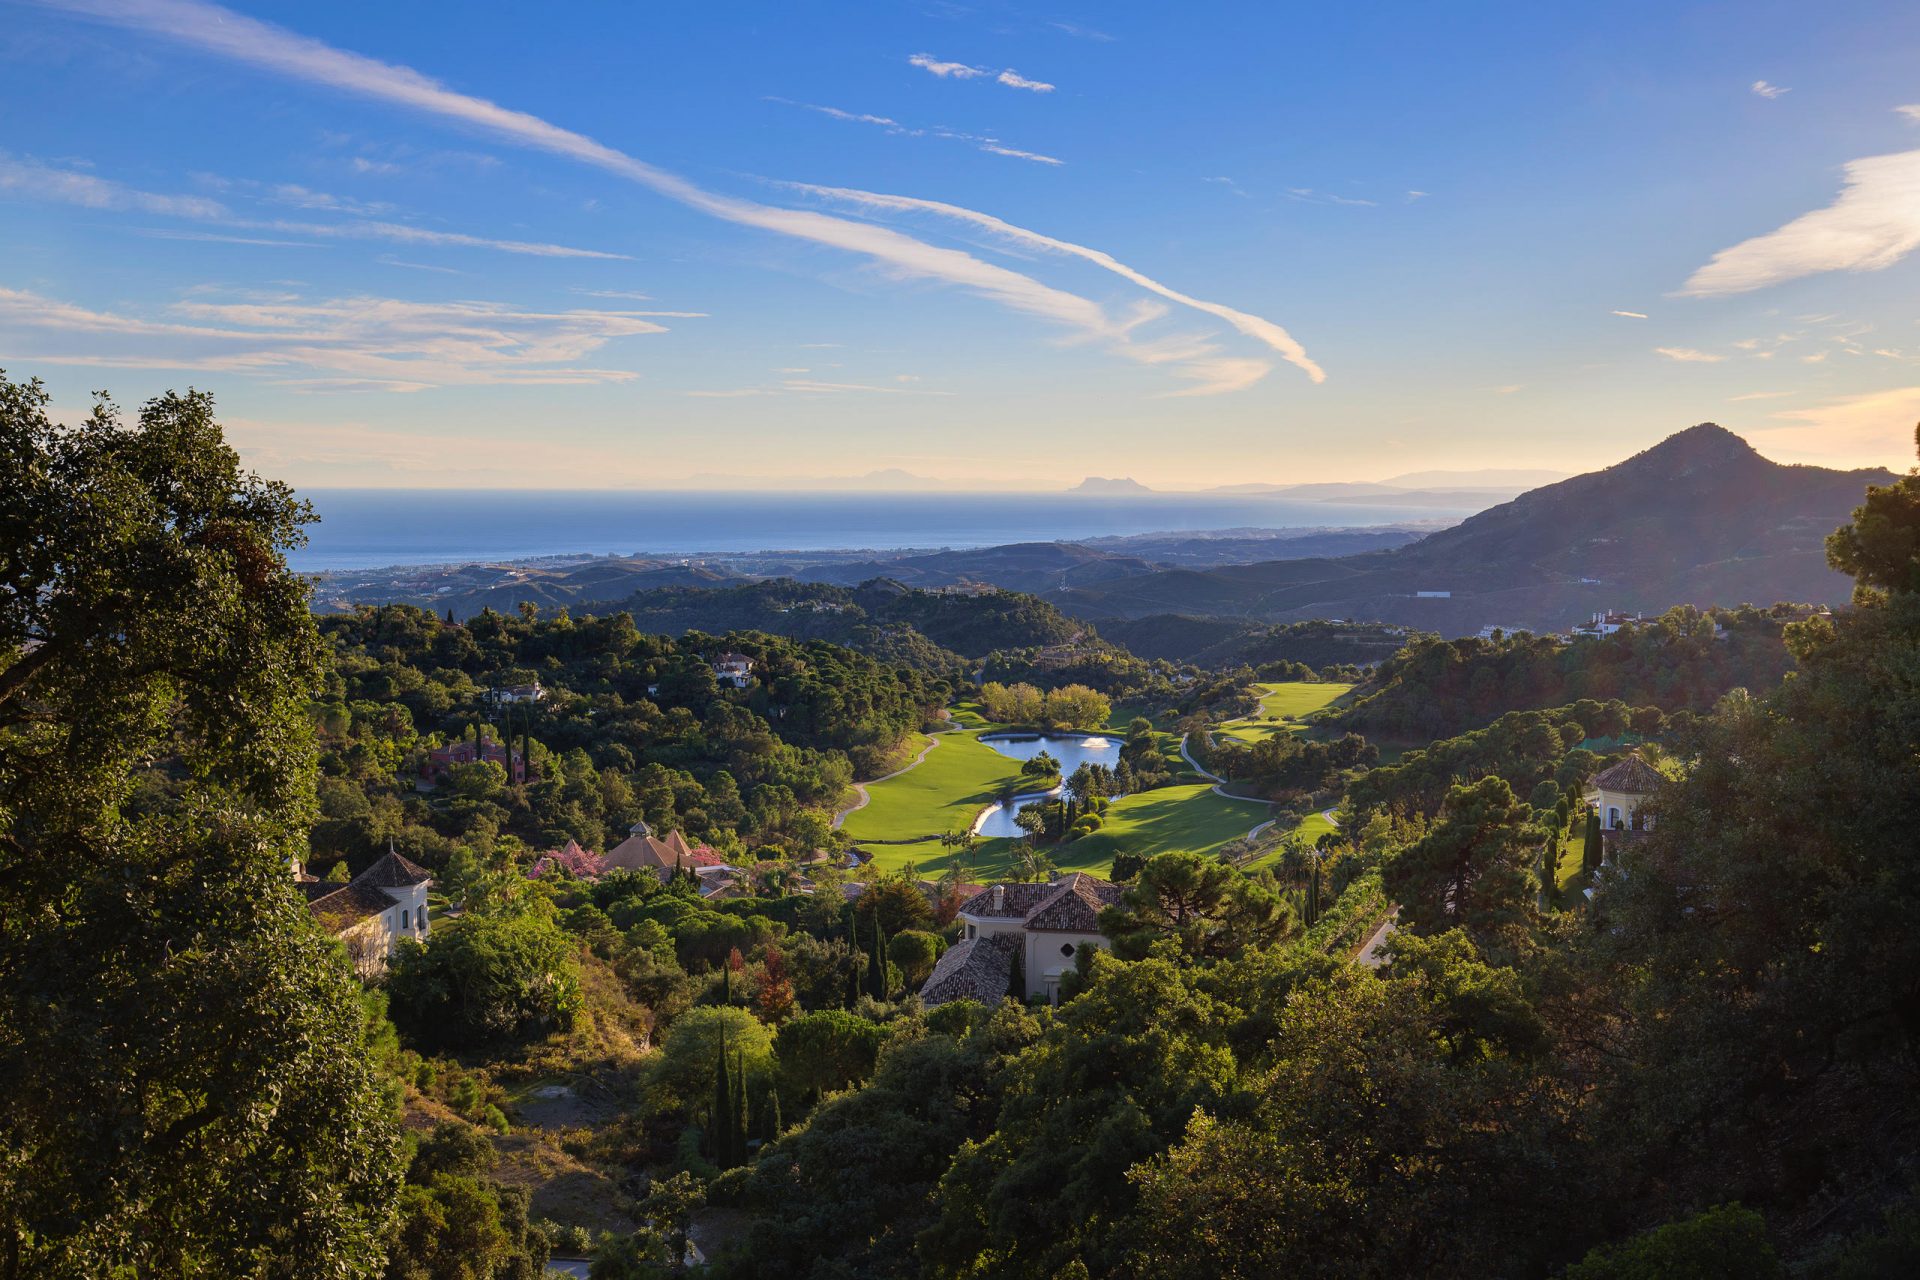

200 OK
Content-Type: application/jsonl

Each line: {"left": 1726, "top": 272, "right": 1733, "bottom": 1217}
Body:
{"left": 1329, "top": 603, "right": 1797, "bottom": 741}
{"left": 311, "top": 604, "right": 948, "bottom": 867}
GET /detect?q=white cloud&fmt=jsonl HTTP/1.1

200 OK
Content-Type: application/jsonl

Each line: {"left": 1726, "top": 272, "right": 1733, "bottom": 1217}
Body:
{"left": 908, "top": 53, "right": 985, "bottom": 79}
{"left": 1728, "top": 390, "right": 1793, "bottom": 400}
{"left": 1756, "top": 384, "right": 1920, "bottom": 465}
{"left": 1901, "top": 105, "right": 1920, "bottom": 123}
{"left": 783, "top": 181, "right": 1326, "bottom": 383}
{"left": 0, "top": 154, "right": 226, "bottom": 218}
{"left": 1681, "top": 146, "right": 1920, "bottom": 295}
{"left": 0, "top": 284, "right": 679, "bottom": 388}
{"left": 1492, "top": 384, "right": 1523, "bottom": 395}
{"left": 1611, "top": 309, "right": 1649, "bottom": 319}
{"left": 1751, "top": 80, "right": 1790, "bottom": 99}
{"left": 1204, "top": 176, "right": 1249, "bottom": 198}
{"left": 44, "top": 0, "right": 1295, "bottom": 390}
{"left": 1404, "top": 190, "right": 1429, "bottom": 202}
{"left": 910, "top": 52, "right": 1055, "bottom": 92}
{"left": 772, "top": 100, "right": 1061, "bottom": 164}
{"left": 0, "top": 154, "right": 624, "bottom": 258}
{"left": 976, "top": 143, "right": 1063, "bottom": 165}
{"left": 1286, "top": 187, "right": 1378, "bottom": 208}
{"left": 1048, "top": 21, "right": 1113, "bottom": 42}
{"left": 997, "top": 69, "right": 1054, "bottom": 93}
{"left": 1654, "top": 346, "right": 1726, "bottom": 363}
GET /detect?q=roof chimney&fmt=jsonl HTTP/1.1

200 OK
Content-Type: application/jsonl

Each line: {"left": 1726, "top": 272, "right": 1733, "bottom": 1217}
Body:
{"left": 991, "top": 884, "right": 1005, "bottom": 912}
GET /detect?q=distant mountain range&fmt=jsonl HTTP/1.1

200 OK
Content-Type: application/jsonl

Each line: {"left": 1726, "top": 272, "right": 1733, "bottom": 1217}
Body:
{"left": 1048, "top": 425, "right": 1895, "bottom": 632}
{"left": 312, "top": 425, "right": 1888, "bottom": 649}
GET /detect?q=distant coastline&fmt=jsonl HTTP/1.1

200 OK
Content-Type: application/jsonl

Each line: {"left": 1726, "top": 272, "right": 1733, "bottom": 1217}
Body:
{"left": 290, "top": 488, "right": 1489, "bottom": 573}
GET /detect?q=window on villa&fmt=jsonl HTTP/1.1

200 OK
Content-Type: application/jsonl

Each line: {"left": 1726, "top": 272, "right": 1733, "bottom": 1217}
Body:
{"left": 967, "top": 924, "right": 976, "bottom": 940}
{"left": 1060, "top": 943, "right": 1075, "bottom": 958}
{"left": 1608, "top": 807, "right": 1621, "bottom": 829}
{"left": 401, "top": 909, "right": 409, "bottom": 929}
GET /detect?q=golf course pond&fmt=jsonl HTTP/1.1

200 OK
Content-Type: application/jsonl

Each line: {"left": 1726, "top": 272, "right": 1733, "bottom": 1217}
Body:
{"left": 970, "top": 732, "right": 1122, "bottom": 838}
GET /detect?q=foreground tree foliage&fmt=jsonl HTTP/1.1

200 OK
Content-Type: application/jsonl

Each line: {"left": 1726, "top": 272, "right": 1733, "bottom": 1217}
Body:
{"left": 0, "top": 375, "right": 398, "bottom": 1275}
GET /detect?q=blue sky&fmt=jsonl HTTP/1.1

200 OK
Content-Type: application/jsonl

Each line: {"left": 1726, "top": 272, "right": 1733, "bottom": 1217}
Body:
{"left": 2, "top": 0, "right": 1918, "bottom": 488}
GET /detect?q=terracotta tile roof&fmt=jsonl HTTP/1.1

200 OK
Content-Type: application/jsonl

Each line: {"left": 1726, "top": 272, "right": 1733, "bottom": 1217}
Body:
{"left": 1024, "top": 874, "right": 1123, "bottom": 933}
{"left": 1590, "top": 754, "right": 1665, "bottom": 795}
{"left": 306, "top": 879, "right": 399, "bottom": 931}
{"left": 355, "top": 850, "right": 432, "bottom": 888}
{"left": 955, "top": 873, "right": 1121, "bottom": 932}
{"left": 921, "top": 932, "right": 1018, "bottom": 1007}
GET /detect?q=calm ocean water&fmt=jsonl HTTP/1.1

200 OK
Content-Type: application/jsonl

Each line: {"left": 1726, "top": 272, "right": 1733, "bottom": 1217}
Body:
{"left": 290, "top": 489, "right": 1469, "bottom": 572}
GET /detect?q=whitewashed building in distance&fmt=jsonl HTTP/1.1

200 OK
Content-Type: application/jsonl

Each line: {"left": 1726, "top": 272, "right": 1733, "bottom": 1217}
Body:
{"left": 297, "top": 846, "right": 432, "bottom": 977}
{"left": 712, "top": 652, "right": 755, "bottom": 688}
{"left": 922, "top": 873, "right": 1121, "bottom": 1007}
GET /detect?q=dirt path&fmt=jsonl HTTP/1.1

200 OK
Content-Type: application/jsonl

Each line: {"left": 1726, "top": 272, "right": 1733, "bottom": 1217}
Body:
{"left": 832, "top": 734, "right": 942, "bottom": 829}
{"left": 1178, "top": 733, "right": 1280, "bottom": 840}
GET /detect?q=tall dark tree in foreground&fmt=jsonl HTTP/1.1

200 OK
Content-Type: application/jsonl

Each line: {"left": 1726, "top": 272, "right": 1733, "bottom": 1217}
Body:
{"left": 1582, "top": 424, "right": 1920, "bottom": 1252}
{"left": 0, "top": 374, "right": 399, "bottom": 1276}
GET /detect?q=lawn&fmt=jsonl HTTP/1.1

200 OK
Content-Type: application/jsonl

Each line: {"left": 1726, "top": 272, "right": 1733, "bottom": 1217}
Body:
{"left": 853, "top": 778, "right": 1274, "bottom": 882}
{"left": 1246, "top": 808, "right": 1339, "bottom": 869}
{"left": 838, "top": 729, "right": 1027, "bottom": 845}
{"left": 1214, "top": 681, "right": 1354, "bottom": 745}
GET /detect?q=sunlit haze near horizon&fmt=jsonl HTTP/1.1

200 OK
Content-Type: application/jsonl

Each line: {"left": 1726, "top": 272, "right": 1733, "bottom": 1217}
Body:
{"left": 3, "top": 0, "right": 1920, "bottom": 488}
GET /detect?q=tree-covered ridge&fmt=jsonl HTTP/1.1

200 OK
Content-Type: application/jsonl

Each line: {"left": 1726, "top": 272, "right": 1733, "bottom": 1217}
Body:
{"left": 310, "top": 604, "right": 947, "bottom": 870}
{"left": 1328, "top": 603, "right": 1798, "bottom": 742}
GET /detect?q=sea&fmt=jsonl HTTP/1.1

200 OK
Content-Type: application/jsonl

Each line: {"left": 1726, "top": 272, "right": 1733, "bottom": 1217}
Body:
{"left": 289, "top": 488, "right": 1474, "bottom": 572}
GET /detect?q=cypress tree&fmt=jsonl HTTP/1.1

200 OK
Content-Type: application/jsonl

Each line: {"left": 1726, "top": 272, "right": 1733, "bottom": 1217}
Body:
{"left": 1582, "top": 807, "right": 1603, "bottom": 874}
{"left": 868, "top": 920, "right": 889, "bottom": 1001}
{"left": 768, "top": 1088, "right": 782, "bottom": 1142}
{"left": 722, "top": 961, "right": 734, "bottom": 1006}
{"left": 733, "top": 1050, "right": 749, "bottom": 1163}
{"left": 711, "top": 1030, "right": 733, "bottom": 1166}
{"left": 845, "top": 913, "right": 862, "bottom": 1008}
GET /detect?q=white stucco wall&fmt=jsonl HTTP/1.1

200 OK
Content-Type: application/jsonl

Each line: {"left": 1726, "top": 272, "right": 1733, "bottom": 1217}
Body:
{"left": 1024, "top": 930, "right": 1108, "bottom": 1002}
{"left": 1586, "top": 786, "right": 1651, "bottom": 831}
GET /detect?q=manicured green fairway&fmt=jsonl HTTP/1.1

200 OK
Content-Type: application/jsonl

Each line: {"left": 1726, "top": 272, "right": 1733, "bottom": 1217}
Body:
{"left": 1247, "top": 808, "right": 1339, "bottom": 869}
{"left": 838, "top": 730, "right": 1027, "bottom": 844}
{"left": 1064, "top": 784, "right": 1272, "bottom": 870}
{"left": 1214, "top": 681, "right": 1354, "bottom": 744}
{"left": 852, "top": 775, "right": 1273, "bottom": 882}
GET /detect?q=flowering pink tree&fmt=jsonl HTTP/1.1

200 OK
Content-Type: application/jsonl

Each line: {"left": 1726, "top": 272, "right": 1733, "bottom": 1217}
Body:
{"left": 528, "top": 838, "right": 606, "bottom": 880}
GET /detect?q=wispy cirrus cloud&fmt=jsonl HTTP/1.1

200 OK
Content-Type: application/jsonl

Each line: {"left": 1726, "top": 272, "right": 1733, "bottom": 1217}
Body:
{"left": 768, "top": 98, "right": 1063, "bottom": 164}
{"left": 909, "top": 52, "right": 1054, "bottom": 92}
{"left": 1682, "top": 114, "right": 1920, "bottom": 296}
{"left": 0, "top": 154, "right": 626, "bottom": 258}
{"left": 1611, "top": 309, "right": 1649, "bottom": 319}
{"left": 781, "top": 181, "right": 1325, "bottom": 383}
{"left": 0, "top": 284, "right": 678, "bottom": 389}
{"left": 1751, "top": 80, "right": 1791, "bottom": 99}
{"left": 1654, "top": 346, "right": 1726, "bottom": 363}
{"left": 1756, "top": 384, "right": 1920, "bottom": 465}
{"left": 1286, "top": 187, "right": 1377, "bottom": 208}
{"left": 36, "top": 0, "right": 1303, "bottom": 390}
{"left": 0, "top": 152, "right": 225, "bottom": 217}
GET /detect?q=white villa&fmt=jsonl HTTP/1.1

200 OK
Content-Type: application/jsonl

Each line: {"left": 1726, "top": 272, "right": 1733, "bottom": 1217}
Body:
{"left": 713, "top": 653, "right": 755, "bottom": 688}
{"left": 922, "top": 873, "right": 1121, "bottom": 1007}
{"left": 298, "top": 847, "right": 432, "bottom": 977}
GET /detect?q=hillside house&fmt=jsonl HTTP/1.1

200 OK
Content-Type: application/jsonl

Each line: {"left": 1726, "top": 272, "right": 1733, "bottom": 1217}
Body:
{"left": 1585, "top": 753, "right": 1664, "bottom": 865}
{"left": 299, "top": 848, "right": 431, "bottom": 978}
{"left": 421, "top": 735, "right": 526, "bottom": 786}
{"left": 484, "top": 681, "right": 546, "bottom": 706}
{"left": 1572, "top": 610, "right": 1642, "bottom": 638}
{"left": 713, "top": 653, "right": 755, "bottom": 688}
{"left": 604, "top": 820, "right": 731, "bottom": 883}
{"left": 922, "top": 873, "right": 1121, "bottom": 1007}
